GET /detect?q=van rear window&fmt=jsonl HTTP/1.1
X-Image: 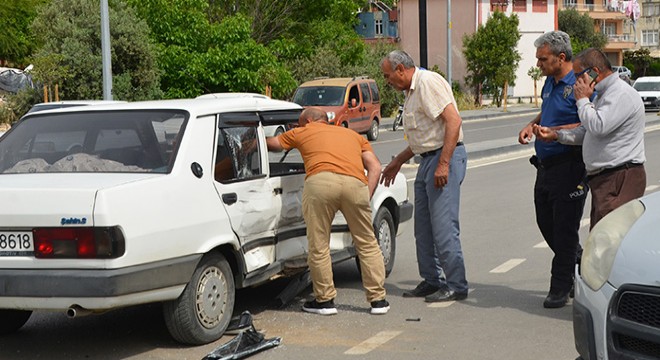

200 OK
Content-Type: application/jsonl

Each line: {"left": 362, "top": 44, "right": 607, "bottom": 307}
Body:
{"left": 293, "top": 87, "right": 345, "bottom": 106}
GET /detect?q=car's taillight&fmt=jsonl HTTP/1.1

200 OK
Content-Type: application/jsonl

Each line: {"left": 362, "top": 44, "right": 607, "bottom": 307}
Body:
{"left": 33, "top": 227, "right": 125, "bottom": 259}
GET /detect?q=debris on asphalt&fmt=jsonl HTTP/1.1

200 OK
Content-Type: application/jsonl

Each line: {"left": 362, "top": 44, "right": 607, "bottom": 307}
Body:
{"left": 203, "top": 311, "right": 281, "bottom": 360}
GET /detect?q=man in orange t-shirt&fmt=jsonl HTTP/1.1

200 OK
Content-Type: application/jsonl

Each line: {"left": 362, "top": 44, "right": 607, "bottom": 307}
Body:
{"left": 266, "top": 107, "right": 389, "bottom": 316}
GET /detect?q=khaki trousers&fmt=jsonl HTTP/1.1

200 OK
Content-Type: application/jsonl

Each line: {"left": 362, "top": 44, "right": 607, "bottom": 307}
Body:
{"left": 302, "top": 172, "right": 386, "bottom": 303}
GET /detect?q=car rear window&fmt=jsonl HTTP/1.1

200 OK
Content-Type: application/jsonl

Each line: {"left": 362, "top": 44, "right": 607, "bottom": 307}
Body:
{"left": 292, "top": 86, "right": 346, "bottom": 106}
{"left": 0, "top": 110, "right": 187, "bottom": 174}
{"left": 633, "top": 81, "right": 660, "bottom": 92}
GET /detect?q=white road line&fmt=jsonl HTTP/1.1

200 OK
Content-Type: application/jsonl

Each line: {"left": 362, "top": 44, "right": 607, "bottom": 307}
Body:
{"left": 344, "top": 331, "right": 402, "bottom": 355}
{"left": 647, "top": 185, "right": 660, "bottom": 192}
{"left": 490, "top": 258, "right": 526, "bottom": 273}
{"left": 533, "top": 241, "right": 548, "bottom": 249}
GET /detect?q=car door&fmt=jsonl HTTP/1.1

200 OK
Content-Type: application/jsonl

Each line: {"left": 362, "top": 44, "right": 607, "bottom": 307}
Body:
{"left": 212, "top": 112, "right": 278, "bottom": 273}
{"left": 346, "top": 83, "right": 368, "bottom": 131}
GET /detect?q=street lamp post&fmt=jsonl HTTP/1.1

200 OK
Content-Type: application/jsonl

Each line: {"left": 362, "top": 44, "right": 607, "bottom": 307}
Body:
{"left": 100, "top": 0, "right": 113, "bottom": 100}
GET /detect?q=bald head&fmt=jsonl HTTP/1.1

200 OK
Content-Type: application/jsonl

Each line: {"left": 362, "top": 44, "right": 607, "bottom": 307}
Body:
{"left": 299, "top": 107, "right": 328, "bottom": 127}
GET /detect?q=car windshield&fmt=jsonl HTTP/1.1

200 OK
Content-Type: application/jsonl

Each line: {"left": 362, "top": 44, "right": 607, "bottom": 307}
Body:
{"left": 633, "top": 82, "right": 660, "bottom": 92}
{"left": 292, "top": 86, "right": 345, "bottom": 106}
{"left": 0, "top": 110, "right": 187, "bottom": 174}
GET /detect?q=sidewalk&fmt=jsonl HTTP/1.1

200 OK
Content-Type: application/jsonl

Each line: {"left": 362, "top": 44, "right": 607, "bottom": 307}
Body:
{"left": 393, "top": 103, "right": 660, "bottom": 165}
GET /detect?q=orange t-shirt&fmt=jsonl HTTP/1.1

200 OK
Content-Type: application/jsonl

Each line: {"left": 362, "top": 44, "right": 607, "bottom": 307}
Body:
{"left": 278, "top": 122, "right": 373, "bottom": 184}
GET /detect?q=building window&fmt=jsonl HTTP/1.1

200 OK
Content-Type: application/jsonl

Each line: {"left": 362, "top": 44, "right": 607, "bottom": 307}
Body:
{"left": 585, "top": 0, "right": 594, "bottom": 11}
{"left": 643, "top": 4, "right": 660, "bottom": 17}
{"left": 375, "top": 19, "right": 383, "bottom": 36}
{"left": 532, "top": 0, "right": 547, "bottom": 12}
{"left": 490, "top": 0, "right": 508, "bottom": 12}
{"left": 642, "top": 30, "right": 659, "bottom": 46}
{"left": 513, "top": 0, "right": 526, "bottom": 12}
{"left": 603, "top": 22, "right": 616, "bottom": 37}
{"left": 563, "top": 0, "right": 576, "bottom": 8}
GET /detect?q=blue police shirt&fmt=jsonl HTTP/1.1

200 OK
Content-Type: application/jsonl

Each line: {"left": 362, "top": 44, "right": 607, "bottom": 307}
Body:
{"left": 535, "top": 71, "right": 581, "bottom": 160}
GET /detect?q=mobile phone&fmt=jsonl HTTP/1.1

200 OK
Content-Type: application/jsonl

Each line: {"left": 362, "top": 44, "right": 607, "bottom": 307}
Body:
{"left": 576, "top": 67, "right": 598, "bottom": 84}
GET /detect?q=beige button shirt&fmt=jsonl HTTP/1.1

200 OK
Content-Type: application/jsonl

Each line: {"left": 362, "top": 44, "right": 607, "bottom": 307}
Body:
{"left": 403, "top": 68, "right": 464, "bottom": 154}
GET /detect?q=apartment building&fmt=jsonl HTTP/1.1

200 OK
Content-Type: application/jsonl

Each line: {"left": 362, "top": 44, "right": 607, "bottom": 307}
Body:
{"left": 398, "top": 0, "right": 556, "bottom": 98}
{"left": 637, "top": 0, "right": 660, "bottom": 57}
{"left": 558, "top": 0, "right": 637, "bottom": 66}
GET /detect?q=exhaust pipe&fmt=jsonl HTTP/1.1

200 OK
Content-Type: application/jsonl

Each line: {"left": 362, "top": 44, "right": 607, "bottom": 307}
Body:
{"left": 66, "top": 305, "right": 93, "bottom": 318}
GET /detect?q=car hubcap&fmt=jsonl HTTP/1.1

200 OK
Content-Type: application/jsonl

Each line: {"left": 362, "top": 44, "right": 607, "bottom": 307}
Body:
{"left": 377, "top": 219, "right": 392, "bottom": 264}
{"left": 196, "top": 267, "right": 227, "bottom": 328}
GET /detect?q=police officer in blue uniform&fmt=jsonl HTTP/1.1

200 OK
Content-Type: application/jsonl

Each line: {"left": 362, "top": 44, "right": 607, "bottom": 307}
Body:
{"left": 518, "top": 31, "right": 589, "bottom": 309}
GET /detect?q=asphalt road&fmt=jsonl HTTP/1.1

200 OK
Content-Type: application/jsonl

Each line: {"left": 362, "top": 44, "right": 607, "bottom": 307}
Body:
{"left": 1, "top": 115, "right": 659, "bottom": 360}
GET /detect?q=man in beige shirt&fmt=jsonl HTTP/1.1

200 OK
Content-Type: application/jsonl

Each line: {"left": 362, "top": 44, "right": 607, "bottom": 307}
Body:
{"left": 380, "top": 50, "right": 468, "bottom": 302}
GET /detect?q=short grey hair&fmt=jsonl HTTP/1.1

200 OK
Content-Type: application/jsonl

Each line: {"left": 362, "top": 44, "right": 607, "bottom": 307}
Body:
{"left": 534, "top": 31, "right": 572, "bottom": 61}
{"left": 381, "top": 50, "right": 416, "bottom": 70}
{"left": 574, "top": 48, "right": 612, "bottom": 71}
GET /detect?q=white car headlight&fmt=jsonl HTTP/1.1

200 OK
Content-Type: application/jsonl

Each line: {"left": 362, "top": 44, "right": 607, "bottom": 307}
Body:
{"left": 581, "top": 199, "right": 645, "bottom": 291}
{"left": 326, "top": 112, "right": 335, "bottom": 121}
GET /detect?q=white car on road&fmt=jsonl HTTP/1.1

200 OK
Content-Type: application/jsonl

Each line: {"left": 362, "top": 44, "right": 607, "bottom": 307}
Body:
{"left": 574, "top": 192, "right": 660, "bottom": 360}
{"left": 0, "top": 95, "right": 411, "bottom": 344}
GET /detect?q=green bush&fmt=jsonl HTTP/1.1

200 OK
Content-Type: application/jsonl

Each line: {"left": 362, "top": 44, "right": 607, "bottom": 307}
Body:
{"left": 0, "top": 88, "right": 42, "bottom": 124}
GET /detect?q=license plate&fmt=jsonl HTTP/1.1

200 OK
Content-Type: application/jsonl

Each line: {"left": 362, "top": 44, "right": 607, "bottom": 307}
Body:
{"left": 0, "top": 232, "right": 34, "bottom": 256}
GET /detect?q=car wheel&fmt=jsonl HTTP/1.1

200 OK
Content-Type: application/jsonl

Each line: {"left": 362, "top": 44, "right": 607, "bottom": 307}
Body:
{"left": 355, "top": 207, "right": 396, "bottom": 277}
{"left": 341, "top": 122, "right": 349, "bottom": 128}
{"left": 0, "top": 309, "right": 32, "bottom": 335}
{"left": 162, "top": 253, "right": 235, "bottom": 345}
{"left": 367, "top": 119, "right": 379, "bottom": 141}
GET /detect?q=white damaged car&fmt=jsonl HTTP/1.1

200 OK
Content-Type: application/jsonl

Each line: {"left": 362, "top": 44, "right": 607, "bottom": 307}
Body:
{"left": 0, "top": 95, "right": 412, "bottom": 344}
{"left": 573, "top": 192, "right": 660, "bottom": 360}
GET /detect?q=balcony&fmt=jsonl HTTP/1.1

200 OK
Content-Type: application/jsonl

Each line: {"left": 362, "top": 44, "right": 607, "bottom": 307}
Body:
{"left": 605, "top": 34, "right": 636, "bottom": 49}
{"left": 560, "top": 3, "right": 630, "bottom": 20}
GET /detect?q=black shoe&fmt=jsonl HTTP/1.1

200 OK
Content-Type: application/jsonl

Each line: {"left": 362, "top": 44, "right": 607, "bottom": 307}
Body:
{"left": 302, "top": 299, "right": 337, "bottom": 315}
{"left": 569, "top": 283, "right": 575, "bottom": 299}
{"left": 424, "top": 289, "right": 468, "bottom": 303}
{"left": 402, "top": 281, "right": 440, "bottom": 298}
{"left": 370, "top": 299, "right": 390, "bottom": 315}
{"left": 543, "top": 291, "right": 569, "bottom": 308}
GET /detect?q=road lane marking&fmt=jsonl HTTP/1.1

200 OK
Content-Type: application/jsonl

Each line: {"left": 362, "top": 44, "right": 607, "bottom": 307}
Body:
{"left": 534, "top": 241, "right": 548, "bottom": 248}
{"left": 344, "top": 331, "right": 402, "bottom": 355}
{"left": 490, "top": 258, "right": 526, "bottom": 273}
{"left": 647, "top": 185, "right": 659, "bottom": 192}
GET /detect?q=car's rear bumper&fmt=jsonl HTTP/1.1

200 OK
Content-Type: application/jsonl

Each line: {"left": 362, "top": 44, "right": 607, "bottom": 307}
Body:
{"left": 0, "top": 254, "right": 201, "bottom": 310}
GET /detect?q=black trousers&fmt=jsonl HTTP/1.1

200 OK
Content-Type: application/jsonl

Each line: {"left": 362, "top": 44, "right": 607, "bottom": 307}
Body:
{"left": 533, "top": 156, "right": 588, "bottom": 294}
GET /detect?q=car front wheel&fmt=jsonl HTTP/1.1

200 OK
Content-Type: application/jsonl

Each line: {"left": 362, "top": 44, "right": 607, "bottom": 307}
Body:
{"left": 163, "top": 253, "right": 235, "bottom": 345}
{"left": 0, "top": 309, "right": 32, "bottom": 335}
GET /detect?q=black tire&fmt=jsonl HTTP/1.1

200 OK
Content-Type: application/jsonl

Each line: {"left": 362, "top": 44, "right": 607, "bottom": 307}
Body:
{"left": 392, "top": 113, "right": 402, "bottom": 131}
{"left": 356, "top": 207, "right": 396, "bottom": 278}
{"left": 0, "top": 309, "right": 32, "bottom": 335}
{"left": 341, "top": 122, "right": 349, "bottom": 128}
{"left": 367, "top": 119, "right": 379, "bottom": 141}
{"left": 163, "top": 253, "right": 235, "bottom": 345}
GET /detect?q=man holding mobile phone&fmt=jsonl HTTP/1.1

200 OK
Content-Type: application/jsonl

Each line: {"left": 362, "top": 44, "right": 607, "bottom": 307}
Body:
{"left": 534, "top": 48, "right": 646, "bottom": 228}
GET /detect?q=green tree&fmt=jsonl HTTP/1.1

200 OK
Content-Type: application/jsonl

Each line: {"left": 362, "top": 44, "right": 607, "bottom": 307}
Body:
{"left": 558, "top": 9, "right": 607, "bottom": 54}
{"left": 30, "top": 0, "right": 162, "bottom": 101}
{"left": 127, "top": 0, "right": 297, "bottom": 99}
{"left": 527, "top": 66, "right": 543, "bottom": 108}
{"left": 463, "top": 11, "right": 521, "bottom": 107}
{"left": 624, "top": 48, "right": 653, "bottom": 78}
{"left": 0, "top": 0, "right": 47, "bottom": 66}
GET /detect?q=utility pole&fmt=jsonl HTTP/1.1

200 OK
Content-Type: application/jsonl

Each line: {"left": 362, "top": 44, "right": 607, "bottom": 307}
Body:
{"left": 100, "top": 0, "right": 113, "bottom": 100}
{"left": 447, "top": 0, "right": 452, "bottom": 84}
{"left": 419, "top": 0, "right": 428, "bottom": 69}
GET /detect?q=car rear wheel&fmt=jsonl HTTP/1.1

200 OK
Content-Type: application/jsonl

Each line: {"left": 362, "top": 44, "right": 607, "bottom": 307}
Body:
{"left": 356, "top": 207, "right": 396, "bottom": 277}
{"left": 163, "top": 253, "right": 235, "bottom": 345}
{"left": 0, "top": 309, "right": 32, "bottom": 335}
{"left": 367, "top": 119, "right": 379, "bottom": 141}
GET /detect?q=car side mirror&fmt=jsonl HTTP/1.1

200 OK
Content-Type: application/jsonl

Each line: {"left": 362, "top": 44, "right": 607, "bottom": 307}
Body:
{"left": 351, "top": 98, "right": 357, "bottom": 108}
